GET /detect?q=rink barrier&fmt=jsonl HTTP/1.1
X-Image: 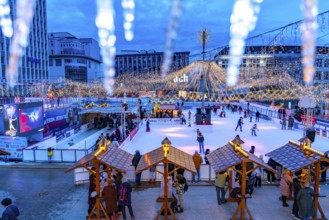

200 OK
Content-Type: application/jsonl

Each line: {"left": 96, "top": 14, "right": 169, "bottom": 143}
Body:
{"left": 74, "top": 163, "right": 323, "bottom": 185}
{"left": 74, "top": 164, "right": 216, "bottom": 185}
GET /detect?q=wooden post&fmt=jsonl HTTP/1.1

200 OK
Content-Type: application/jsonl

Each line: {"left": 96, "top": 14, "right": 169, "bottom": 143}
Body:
{"left": 231, "top": 161, "right": 253, "bottom": 220}
{"left": 313, "top": 161, "right": 326, "bottom": 220}
{"left": 240, "top": 161, "right": 246, "bottom": 219}
{"left": 87, "top": 159, "right": 110, "bottom": 220}
{"left": 155, "top": 162, "right": 176, "bottom": 220}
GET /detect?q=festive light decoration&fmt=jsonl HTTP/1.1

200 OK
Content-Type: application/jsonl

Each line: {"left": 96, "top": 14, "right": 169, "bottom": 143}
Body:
{"left": 6, "top": 0, "right": 36, "bottom": 87}
{"left": 121, "top": 0, "right": 135, "bottom": 41}
{"left": 0, "top": 0, "right": 13, "bottom": 37}
{"left": 161, "top": 0, "right": 182, "bottom": 77}
{"left": 112, "top": 59, "right": 329, "bottom": 104}
{"left": 95, "top": 0, "right": 116, "bottom": 95}
{"left": 300, "top": 0, "right": 318, "bottom": 85}
{"left": 227, "top": 0, "right": 263, "bottom": 86}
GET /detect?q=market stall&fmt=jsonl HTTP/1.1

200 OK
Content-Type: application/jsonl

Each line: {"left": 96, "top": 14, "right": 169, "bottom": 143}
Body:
{"left": 206, "top": 135, "right": 276, "bottom": 220}
{"left": 135, "top": 137, "right": 196, "bottom": 220}
{"left": 65, "top": 143, "right": 133, "bottom": 220}
{"left": 266, "top": 137, "right": 329, "bottom": 220}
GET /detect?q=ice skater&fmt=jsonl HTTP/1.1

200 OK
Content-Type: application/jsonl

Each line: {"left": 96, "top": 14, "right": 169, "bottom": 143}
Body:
{"left": 235, "top": 117, "right": 244, "bottom": 132}
{"left": 146, "top": 118, "right": 150, "bottom": 132}
{"left": 251, "top": 124, "right": 259, "bottom": 136}
{"left": 197, "top": 132, "right": 205, "bottom": 154}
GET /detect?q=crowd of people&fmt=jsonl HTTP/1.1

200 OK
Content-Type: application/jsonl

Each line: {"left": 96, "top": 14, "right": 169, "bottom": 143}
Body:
{"left": 87, "top": 165, "right": 135, "bottom": 220}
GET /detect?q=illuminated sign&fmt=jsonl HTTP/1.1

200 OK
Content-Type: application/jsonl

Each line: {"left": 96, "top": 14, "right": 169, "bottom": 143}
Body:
{"left": 173, "top": 74, "right": 188, "bottom": 83}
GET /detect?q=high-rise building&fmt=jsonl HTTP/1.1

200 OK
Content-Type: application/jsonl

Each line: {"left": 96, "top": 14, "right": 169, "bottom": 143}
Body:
{"left": 48, "top": 32, "right": 102, "bottom": 83}
{"left": 115, "top": 50, "right": 190, "bottom": 75}
{"left": 0, "top": 0, "right": 49, "bottom": 97}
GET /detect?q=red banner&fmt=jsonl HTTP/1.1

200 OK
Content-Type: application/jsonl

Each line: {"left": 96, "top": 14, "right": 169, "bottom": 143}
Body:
{"left": 130, "top": 127, "right": 138, "bottom": 141}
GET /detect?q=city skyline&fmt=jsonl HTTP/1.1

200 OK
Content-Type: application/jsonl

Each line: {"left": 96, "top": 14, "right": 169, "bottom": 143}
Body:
{"left": 47, "top": 0, "right": 329, "bottom": 55}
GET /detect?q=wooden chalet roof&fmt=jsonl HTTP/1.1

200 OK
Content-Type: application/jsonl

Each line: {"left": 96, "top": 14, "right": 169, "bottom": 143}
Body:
{"left": 266, "top": 138, "right": 329, "bottom": 173}
{"left": 207, "top": 136, "right": 276, "bottom": 174}
{"left": 135, "top": 146, "right": 197, "bottom": 174}
{"left": 0, "top": 149, "right": 10, "bottom": 156}
{"left": 97, "top": 146, "right": 134, "bottom": 173}
{"left": 66, "top": 146, "right": 133, "bottom": 173}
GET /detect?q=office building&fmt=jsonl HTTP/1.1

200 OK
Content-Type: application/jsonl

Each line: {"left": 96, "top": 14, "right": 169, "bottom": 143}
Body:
{"left": 115, "top": 50, "right": 190, "bottom": 75}
{"left": 48, "top": 32, "right": 102, "bottom": 83}
{"left": 0, "top": 0, "right": 48, "bottom": 97}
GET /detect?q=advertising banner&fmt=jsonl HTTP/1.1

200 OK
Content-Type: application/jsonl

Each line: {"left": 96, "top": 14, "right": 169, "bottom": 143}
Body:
{"left": 3, "top": 104, "right": 19, "bottom": 136}
{"left": 0, "top": 136, "right": 27, "bottom": 160}
{"left": 43, "top": 108, "right": 67, "bottom": 137}
{"left": 147, "top": 118, "right": 180, "bottom": 124}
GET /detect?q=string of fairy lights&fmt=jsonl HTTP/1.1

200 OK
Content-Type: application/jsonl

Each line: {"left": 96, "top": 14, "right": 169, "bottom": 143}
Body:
{"left": 1, "top": 1, "right": 329, "bottom": 104}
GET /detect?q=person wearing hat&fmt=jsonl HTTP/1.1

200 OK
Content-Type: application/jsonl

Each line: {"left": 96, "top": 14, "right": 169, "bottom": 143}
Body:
{"left": 192, "top": 151, "right": 203, "bottom": 182}
{"left": 132, "top": 150, "right": 142, "bottom": 186}
{"left": 1, "top": 198, "right": 20, "bottom": 220}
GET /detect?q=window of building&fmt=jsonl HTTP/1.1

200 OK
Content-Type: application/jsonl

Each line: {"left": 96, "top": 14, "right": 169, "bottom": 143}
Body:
{"left": 324, "top": 59, "right": 329, "bottom": 68}
{"left": 324, "top": 72, "right": 329, "bottom": 80}
{"left": 65, "top": 59, "right": 71, "bottom": 63}
{"left": 49, "top": 59, "right": 53, "bottom": 66}
{"left": 316, "top": 59, "right": 323, "bottom": 67}
{"left": 315, "top": 71, "right": 322, "bottom": 80}
{"left": 56, "top": 59, "right": 62, "bottom": 66}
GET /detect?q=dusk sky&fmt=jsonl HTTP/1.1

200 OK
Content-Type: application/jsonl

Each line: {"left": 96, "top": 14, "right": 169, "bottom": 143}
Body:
{"left": 47, "top": 1, "right": 329, "bottom": 55}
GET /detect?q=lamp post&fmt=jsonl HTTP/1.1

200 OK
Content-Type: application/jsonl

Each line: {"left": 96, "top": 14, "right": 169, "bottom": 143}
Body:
{"left": 198, "top": 28, "right": 210, "bottom": 110}
{"left": 122, "top": 91, "right": 127, "bottom": 140}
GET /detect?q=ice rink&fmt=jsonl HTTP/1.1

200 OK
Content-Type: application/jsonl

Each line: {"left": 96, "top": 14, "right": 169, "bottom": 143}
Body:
{"left": 124, "top": 108, "right": 329, "bottom": 159}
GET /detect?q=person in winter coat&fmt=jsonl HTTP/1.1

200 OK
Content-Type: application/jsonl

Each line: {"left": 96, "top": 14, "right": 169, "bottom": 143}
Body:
{"left": 281, "top": 117, "right": 287, "bottom": 130}
{"left": 255, "top": 111, "right": 260, "bottom": 122}
{"left": 88, "top": 177, "right": 97, "bottom": 214}
{"left": 192, "top": 151, "right": 203, "bottom": 182}
{"left": 320, "top": 152, "right": 329, "bottom": 182}
{"left": 118, "top": 177, "right": 135, "bottom": 219}
{"left": 251, "top": 124, "right": 259, "bottom": 136}
{"left": 215, "top": 171, "right": 228, "bottom": 205}
{"left": 1, "top": 198, "right": 20, "bottom": 220}
{"left": 173, "top": 174, "right": 186, "bottom": 213}
{"left": 249, "top": 111, "right": 253, "bottom": 122}
{"left": 235, "top": 117, "right": 244, "bottom": 132}
{"left": 280, "top": 169, "right": 293, "bottom": 207}
{"left": 288, "top": 116, "right": 294, "bottom": 130}
{"left": 102, "top": 179, "right": 118, "bottom": 219}
{"left": 297, "top": 182, "right": 315, "bottom": 220}
{"left": 292, "top": 175, "right": 302, "bottom": 219}
{"left": 197, "top": 132, "right": 205, "bottom": 154}
{"left": 204, "top": 149, "right": 210, "bottom": 165}
{"left": 132, "top": 150, "right": 142, "bottom": 186}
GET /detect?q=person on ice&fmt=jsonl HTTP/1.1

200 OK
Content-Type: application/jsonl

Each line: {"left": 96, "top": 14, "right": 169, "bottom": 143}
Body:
{"left": 146, "top": 118, "right": 150, "bottom": 132}
{"left": 251, "top": 124, "right": 259, "bottom": 136}
{"left": 235, "top": 117, "right": 244, "bottom": 132}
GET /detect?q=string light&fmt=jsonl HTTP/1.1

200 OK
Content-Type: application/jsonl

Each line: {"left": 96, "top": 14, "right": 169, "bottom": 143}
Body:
{"left": 0, "top": 0, "right": 13, "bottom": 37}
{"left": 227, "top": 0, "right": 263, "bottom": 86}
{"left": 95, "top": 0, "right": 116, "bottom": 95}
{"left": 300, "top": 0, "right": 318, "bottom": 85}
{"left": 7, "top": 0, "right": 36, "bottom": 87}
{"left": 122, "top": 0, "right": 135, "bottom": 41}
{"left": 161, "top": 0, "right": 182, "bottom": 77}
